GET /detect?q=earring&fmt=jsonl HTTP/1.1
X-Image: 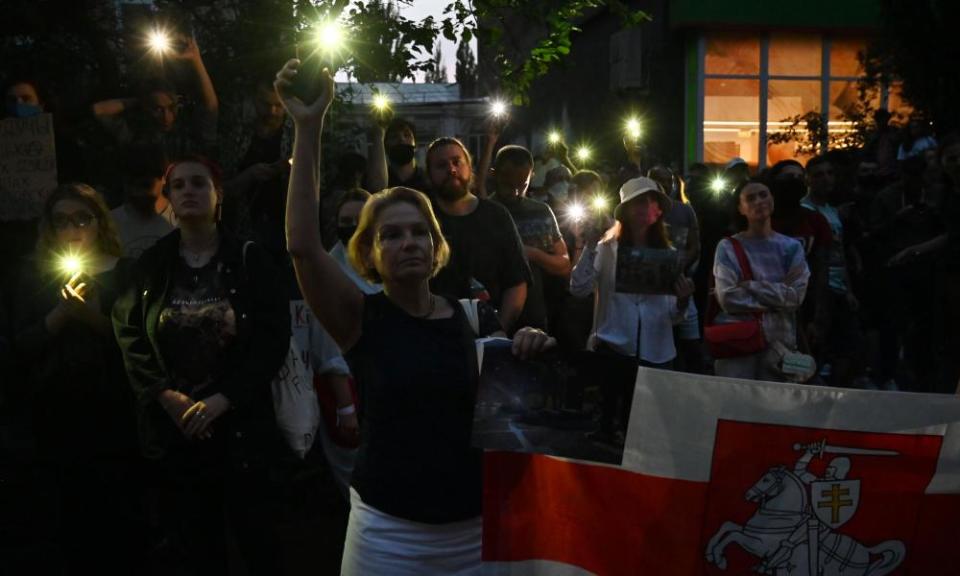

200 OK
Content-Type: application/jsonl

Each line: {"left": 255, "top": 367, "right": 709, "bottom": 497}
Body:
{"left": 215, "top": 202, "right": 223, "bottom": 223}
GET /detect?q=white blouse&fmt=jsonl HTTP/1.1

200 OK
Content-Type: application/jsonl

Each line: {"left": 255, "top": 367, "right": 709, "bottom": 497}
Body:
{"left": 570, "top": 238, "right": 684, "bottom": 364}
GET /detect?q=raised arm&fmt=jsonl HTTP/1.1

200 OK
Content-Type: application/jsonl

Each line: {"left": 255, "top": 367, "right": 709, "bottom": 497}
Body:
{"left": 476, "top": 119, "right": 502, "bottom": 199}
{"left": 172, "top": 36, "right": 218, "bottom": 114}
{"left": 277, "top": 59, "right": 364, "bottom": 350}
{"left": 91, "top": 97, "right": 138, "bottom": 118}
{"left": 365, "top": 103, "right": 391, "bottom": 193}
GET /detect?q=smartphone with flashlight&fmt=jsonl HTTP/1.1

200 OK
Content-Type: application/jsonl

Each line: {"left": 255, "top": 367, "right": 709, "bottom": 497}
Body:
{"left": 291, "top": 44, "right": 326, "bottom": 105}
{"left": 291, "top": 21, "right": 342, "bottom": 105}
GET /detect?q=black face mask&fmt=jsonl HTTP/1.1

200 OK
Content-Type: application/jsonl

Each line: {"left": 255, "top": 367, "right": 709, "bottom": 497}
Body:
{"left": 337, "top": 225, "right": 357, "bottom": 246}
{"left": 771, "top": 178, "right": 806, "bottom": 214}
{"left": 387, "top": 144, "right": 416, "bottom": 165}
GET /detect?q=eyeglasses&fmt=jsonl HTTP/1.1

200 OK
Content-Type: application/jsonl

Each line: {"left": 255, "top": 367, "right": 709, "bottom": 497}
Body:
{"left": 52, "top": 212, "right": 96, "bottom": 231}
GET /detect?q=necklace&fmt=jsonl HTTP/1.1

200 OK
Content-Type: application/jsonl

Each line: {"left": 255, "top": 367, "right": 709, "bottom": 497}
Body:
{"left": 410, "top": 295, "right": 437, "bottom": 319}
{"left": 180, "top": 236, "right": 218, "bottom": 267}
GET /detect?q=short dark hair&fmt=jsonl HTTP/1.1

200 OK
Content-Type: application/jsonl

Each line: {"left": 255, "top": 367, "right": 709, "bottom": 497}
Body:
{"left": 336, "top": 187, "right": 372, "bottom": 217}
{"left": 494, "top": 145, "right": 534, "bottom": 170}
{"left": 572, "top": 169, "right": 602, "bottom": 192}
{"left": 805, "top": 155, "right": 831, "bottom": 173}
{"left": 386, "top": 117, "right": 416, "bottom": 142}
{"left": 3, "top": 77, "right": 44, "bottom": 103}
{"left": 767, "top": 159, "right": 805, "bottom": 180}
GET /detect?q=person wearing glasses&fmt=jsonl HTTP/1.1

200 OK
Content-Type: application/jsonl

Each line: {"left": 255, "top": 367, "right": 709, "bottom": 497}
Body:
{"left": 4, "top": 183, "right": 143, "bottom": 573}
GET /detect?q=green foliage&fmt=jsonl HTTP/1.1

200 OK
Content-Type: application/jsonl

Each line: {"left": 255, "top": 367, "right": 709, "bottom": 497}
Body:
{"left": 440, "top": 0, "right": 650, "bottom": 104}
{"left": 425, "top": 44, "right": 448, "bottom": 83}
{"left": 1, "top": 0, "right": 650, "bottom": 109}
{"left": 456, "top": 39, "right": 478, "bottom": 96}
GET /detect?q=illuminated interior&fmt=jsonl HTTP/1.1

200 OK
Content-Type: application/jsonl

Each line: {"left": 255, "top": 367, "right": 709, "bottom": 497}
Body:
{"left": 701, "top": 32, "right": 900, "bottom": 169}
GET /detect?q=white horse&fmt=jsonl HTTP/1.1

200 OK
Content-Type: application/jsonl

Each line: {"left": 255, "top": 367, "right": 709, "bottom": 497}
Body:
{"left": 705, "top": 466, "right": 904, "bottom": 575}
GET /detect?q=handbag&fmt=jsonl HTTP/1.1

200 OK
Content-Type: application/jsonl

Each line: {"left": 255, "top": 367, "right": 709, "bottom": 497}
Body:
{"left": 243, "top": 242, "right": 320, "bottom": 458}
{"left": 704, "top": 237, "right": 767, "bottom": 359}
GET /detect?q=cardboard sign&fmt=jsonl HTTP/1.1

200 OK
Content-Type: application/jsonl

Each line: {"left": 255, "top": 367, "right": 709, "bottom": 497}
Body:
{"left": 614, "top": 246, "right": 680, "bottom": 294}
{"left": 0, "top": 113, "right": 57, "bottom": 221}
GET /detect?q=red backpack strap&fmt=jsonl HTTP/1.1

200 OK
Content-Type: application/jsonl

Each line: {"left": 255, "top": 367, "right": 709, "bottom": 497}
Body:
{"left": 727, "top": 236, "right": 754, "bottom": 282}
{"left": 705, "top": 236, "right": 755, "bottom": 327}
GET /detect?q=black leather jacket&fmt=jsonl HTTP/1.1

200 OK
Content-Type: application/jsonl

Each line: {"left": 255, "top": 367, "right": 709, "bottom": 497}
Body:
{"left": 112, "top": 228, "right": 290, "bottom": 464}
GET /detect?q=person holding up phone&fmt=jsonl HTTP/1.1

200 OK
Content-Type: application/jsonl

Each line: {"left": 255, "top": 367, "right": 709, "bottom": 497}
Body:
{"left": 570, "top": 177, "right": 694, "bottom": 444}
{"left": 276, "top": 59, "right": 556, "bottom": 574}
{"left": 5, "top": 183, "right": 142, "bottom": 573}
{"left": 91, "top": 32, "right": 219, "bottom": 159}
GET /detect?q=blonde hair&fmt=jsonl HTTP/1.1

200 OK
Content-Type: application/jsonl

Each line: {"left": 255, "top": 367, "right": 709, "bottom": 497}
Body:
{"left": 347, "top": 187, "right": 450, "bottom": 283}
{"left": 37, "top": 183, "right": 123, "bottom": 258}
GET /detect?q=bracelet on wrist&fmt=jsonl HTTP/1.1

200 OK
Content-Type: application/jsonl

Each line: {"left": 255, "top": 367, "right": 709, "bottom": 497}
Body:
{"left": 336, "top": 404, "right": 356, "bottom": 416}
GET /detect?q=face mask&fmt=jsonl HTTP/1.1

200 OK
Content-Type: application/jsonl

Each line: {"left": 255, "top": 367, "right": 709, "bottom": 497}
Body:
{"left": 6, "top": 102, "right": 42, "bottom": 118}
{"left": 548, "top": 181, "right": 570, "bottom": 202}
{"left": 337, "top": 225, "right": 358, "bottom": 246}
{"left": 387, "top": 144, "right": 416, "bottom": 165}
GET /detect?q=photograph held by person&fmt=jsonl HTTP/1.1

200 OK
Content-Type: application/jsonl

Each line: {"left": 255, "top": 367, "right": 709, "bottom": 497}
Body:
{"left": 276, "top": 60, "right": 555, "bottom": 575}
{"left": 711, "top": 179, "right": 810, "bottom": 382}
{"left": 6, "top": 183, "right": 141, "bottom": 574}
{"left": 570, "top": 177, "right": 695, "bottom": 444}
{"left": 112, "top": 156, "right": 290, "bottom": 575}
{"left": 648, "top": 165, "right": 703, "bottom": 374}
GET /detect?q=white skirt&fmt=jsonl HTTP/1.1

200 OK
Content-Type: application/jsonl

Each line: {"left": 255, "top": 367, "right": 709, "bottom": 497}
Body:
{"left": 340, "top": 488, "right": 483, "bottom": 575}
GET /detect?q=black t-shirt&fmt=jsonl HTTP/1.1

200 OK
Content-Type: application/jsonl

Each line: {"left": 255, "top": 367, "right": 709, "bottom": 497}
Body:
{"left": 346, "top": 293, "right": 502, "bottom": 523}
{"left": 238, "top": 130, "right": 283, "bottom": 171}
{"left": 491, "top": 194, "right": 563, "bottom": 329}
{"left": 388, "top": 164, "right": 432, "bottom": 194}
{"left": 431, "top": 198, "right": 532, "bottom": 309}
{"left": 157, "top": 257, "right": 238, "bottom": 398}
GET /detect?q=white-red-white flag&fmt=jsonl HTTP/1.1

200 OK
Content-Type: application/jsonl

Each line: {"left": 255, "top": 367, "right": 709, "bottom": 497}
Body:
{"left": 483, "top": 368, "right": 960, "bottom": 575}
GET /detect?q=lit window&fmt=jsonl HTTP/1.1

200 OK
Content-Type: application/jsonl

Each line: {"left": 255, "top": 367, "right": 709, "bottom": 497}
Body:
{"left": 767, "top": 80, "right": 821, "bottom": 165}
{"left": 705, "top": 34, "right": 760, "bottom": 76}
{"left": 704, "top": 79, "right": 760, "bottom": 165}
{"left": 769, "top": 33, "right": 821, "bottom": 77}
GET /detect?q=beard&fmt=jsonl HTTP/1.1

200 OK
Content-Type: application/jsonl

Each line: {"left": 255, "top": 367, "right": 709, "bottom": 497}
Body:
{"left": 433, "top": 173, "right": 472, "bottom": 201}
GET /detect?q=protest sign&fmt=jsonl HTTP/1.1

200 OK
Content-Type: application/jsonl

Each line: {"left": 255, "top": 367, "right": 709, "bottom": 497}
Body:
{"left": 0, "top": 113, "right": 57, "bottom": 220}
{"left": 614, "top": 246, "right": 680, "bottom": 294}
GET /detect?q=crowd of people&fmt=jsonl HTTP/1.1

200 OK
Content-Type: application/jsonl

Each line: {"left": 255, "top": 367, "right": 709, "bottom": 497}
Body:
{"left": 1, "top": 36, "right": 959, "bottom": 575}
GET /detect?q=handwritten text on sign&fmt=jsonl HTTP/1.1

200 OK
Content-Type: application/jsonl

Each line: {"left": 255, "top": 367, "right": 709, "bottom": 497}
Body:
{"left": 0, "top": 113, "right": 57, "bottom": 220}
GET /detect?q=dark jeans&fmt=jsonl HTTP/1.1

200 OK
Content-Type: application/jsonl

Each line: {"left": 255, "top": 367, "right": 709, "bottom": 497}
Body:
{"left": 156, "top": 439, "right": 282, "bottom": 576}
{"left": 592, "top": 344, "right": 674, "bottom": 435}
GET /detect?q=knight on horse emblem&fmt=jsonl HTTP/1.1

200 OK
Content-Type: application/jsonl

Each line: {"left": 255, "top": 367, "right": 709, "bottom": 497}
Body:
{"left": 705, "top": 438, "right": 905, "bottom": 575}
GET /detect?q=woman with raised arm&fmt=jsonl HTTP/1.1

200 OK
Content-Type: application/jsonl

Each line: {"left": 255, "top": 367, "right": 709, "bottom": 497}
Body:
{"left": 276, "top": 60, "right": 556, "bottom": 574}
